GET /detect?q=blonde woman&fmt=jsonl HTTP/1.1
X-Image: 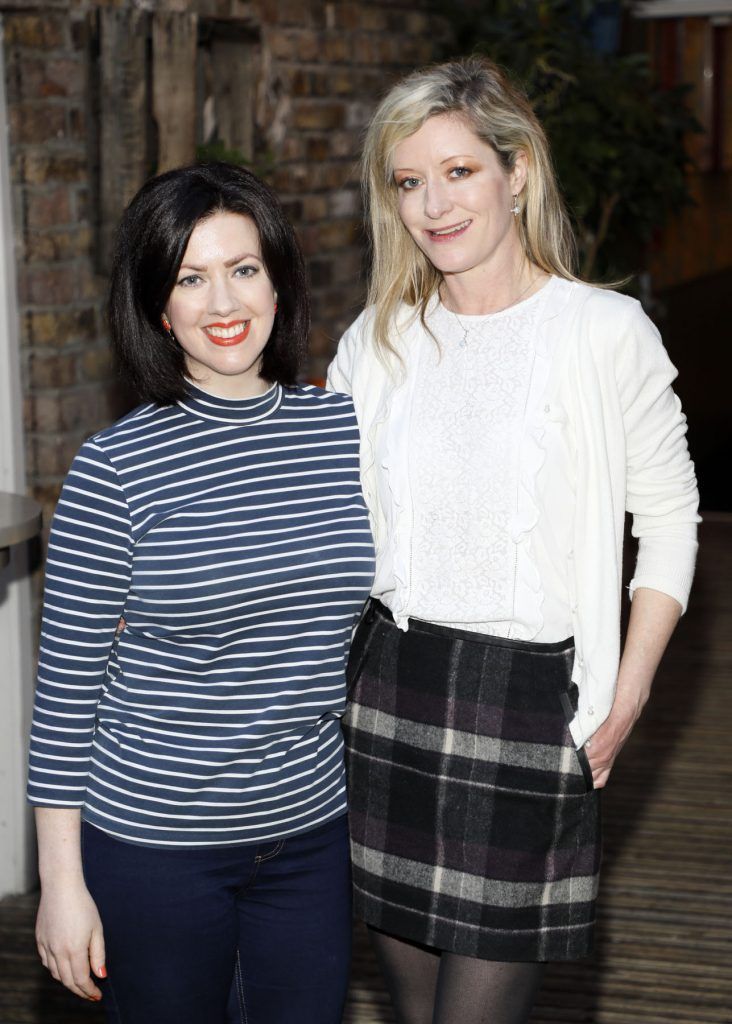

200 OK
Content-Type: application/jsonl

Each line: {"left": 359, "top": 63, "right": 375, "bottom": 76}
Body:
{"left": 327, "top": 58, "right": 699, "bottom": 1024}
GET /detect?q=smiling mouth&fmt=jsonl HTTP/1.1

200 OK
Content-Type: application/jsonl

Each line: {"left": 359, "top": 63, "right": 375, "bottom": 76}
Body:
{"left": 426, "top": 219, "right": 472, "bottom": 242}
{"left": 204, "top": 321, "right": 251, "bottom": 346}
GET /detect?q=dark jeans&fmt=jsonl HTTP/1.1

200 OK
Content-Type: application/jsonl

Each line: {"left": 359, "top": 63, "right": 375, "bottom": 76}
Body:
{"left": 81, "top": 815, "right": 352, "bottom": 1024}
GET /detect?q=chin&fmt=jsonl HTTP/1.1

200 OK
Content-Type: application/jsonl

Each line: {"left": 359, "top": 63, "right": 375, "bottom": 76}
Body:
{"left": 428, "top": 255, "right": 477, "bottom": 276}
{"left": 415, "top": 244, "right": 471, "bottom": 274}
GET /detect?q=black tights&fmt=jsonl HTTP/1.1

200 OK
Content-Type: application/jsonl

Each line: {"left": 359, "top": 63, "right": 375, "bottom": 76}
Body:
{"left": 369, "top": 928, "right": 545, "bottom": 1024}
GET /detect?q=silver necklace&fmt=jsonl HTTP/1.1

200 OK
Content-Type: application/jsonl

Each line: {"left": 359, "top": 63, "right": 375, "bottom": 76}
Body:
{"left": 450, "top": 275, "right": 540, "bottom": 347}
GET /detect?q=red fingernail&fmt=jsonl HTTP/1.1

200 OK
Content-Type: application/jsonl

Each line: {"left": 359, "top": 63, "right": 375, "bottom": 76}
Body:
{"left": 98, "top": 965, "right": 107, "bottom": 978}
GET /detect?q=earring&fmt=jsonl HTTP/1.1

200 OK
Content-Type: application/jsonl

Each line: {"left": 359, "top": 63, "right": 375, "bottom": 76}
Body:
{"left": 510, "top": 194, "right": 520, "bottom": 216}
{"left": 161, "top": 314, "right": 172, "bottom": 332}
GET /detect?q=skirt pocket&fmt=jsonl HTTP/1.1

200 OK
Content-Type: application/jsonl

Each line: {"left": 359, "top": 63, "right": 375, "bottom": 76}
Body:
{"left": 558, "top": 688, "right": 595, "bottom": 793}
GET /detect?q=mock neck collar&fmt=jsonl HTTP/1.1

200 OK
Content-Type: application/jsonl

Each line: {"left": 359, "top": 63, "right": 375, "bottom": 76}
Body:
{"left": 177, "top": 381, "right": 283, "bottom": 424}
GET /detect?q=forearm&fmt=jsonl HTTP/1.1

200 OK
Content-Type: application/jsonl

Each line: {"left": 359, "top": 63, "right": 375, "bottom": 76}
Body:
{"left": 35, "top": 807, "right": 84, "bottom": 886}
{"left": 612, "top": 586, "right": 682, "bottom": 720}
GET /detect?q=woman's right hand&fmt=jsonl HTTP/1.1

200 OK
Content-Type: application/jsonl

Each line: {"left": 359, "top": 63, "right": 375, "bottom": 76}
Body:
{"left": 36, "top": 879, "right": 106, "bottom": 1001}
{"left": 33, "top": 808, "right": 107, "bottom": 1001}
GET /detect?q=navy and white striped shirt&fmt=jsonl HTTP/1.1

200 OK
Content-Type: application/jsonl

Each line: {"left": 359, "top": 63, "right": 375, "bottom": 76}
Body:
{"left": 27, "top": 382, "right": 375, "bottom": 847}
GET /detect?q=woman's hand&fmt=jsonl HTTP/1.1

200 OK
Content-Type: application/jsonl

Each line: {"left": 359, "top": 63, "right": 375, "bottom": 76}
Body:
{"left": 36, "top": 880, "right": 106, "bottom": 1001}
{"left": 584, "top": 587, "right": 682, "bottom": 789}
{"left": 584, "top": 700, "right": 639, "bottom": 789}
{"left": 33, "top": 807, "right": 106, "bottom": 1001}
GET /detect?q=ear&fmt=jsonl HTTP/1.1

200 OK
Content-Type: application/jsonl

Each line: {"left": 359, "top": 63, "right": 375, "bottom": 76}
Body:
{"left": 510, "top": 151, "right": 528, "bottom": 196}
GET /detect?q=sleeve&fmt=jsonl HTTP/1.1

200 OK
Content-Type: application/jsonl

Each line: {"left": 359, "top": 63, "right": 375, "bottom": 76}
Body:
{"left": 27, "top": 441, "right": 133, "bottom": 807}
{"left": 616, "top": 305, "right": 700, "bottom": 613}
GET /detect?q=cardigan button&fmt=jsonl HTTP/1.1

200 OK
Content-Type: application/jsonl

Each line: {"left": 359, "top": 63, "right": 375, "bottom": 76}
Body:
{"left": 587, "top": 706, "right": 595, "bottom": 715}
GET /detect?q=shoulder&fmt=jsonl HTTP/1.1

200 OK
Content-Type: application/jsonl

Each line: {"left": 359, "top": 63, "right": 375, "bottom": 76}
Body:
{"left": 89, "top": 401, "right": 174, "bottom": 449}
{"left": 327, "top": 308, "right": 377, "bottom": 395}
{"left": 551, "top": 277, "right": 640, "bottom": 323}
{"left": 336, "top": 306, "right": 377, "bottom": 358}
{"left": 550, "top": 282, "right": 677, "bottom": 403}
{"left": 553, "top": 280, "right": 663, "bottom": 362}
{"left": 283, "top": 384, "right": 357, "bottom": 416}
{"left": 70, "top": 402, "right": 179, "bottom": 479}
{"left": 579, "top": 283, "right": 647, "bottom": 332}
{"left": 335, "top": 302, "right": 418, "bottom": 375}
{"left": 339, "top": 302, "right": 419, "bottom": 351}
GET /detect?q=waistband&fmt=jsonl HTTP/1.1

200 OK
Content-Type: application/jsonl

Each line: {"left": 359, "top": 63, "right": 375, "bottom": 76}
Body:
{"left": 367, "top": 599, "right": 574, "bottom": 655}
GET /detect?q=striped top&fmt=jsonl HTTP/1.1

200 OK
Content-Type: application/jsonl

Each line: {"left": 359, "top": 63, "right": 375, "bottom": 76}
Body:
{"left": 27, "top": 382, "right": 375, "bottom": 847}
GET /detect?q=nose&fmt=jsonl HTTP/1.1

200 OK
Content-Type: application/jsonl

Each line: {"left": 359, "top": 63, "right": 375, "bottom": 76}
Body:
{"left": 423, "top": 178, "right": 452, "bottom": 220}
{"left": 207, "top": 274, "right": 240, "bottom": 318}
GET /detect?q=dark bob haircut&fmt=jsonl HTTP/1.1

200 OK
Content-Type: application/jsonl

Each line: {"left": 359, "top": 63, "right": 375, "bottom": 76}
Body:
{"left": 109, "top": 161, "right": 310, "bottom": 404}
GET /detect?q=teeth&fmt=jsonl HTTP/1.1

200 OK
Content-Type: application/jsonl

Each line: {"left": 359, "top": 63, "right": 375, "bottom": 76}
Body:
{"left": 206, "top": 322, "right": 248, "bottom": 339}
{"left": 431, "top": 220, "right": 470, "bottom": 236}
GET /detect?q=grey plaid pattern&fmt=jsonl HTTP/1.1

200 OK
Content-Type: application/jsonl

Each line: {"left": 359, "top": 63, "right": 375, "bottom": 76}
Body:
{"left": 343, "top": 601, "right": 601, "bottom": 962}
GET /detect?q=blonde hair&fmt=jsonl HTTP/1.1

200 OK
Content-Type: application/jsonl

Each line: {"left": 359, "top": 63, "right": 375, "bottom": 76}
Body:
{"left": 362, "top": 57, "right": 580, "bottom": 355}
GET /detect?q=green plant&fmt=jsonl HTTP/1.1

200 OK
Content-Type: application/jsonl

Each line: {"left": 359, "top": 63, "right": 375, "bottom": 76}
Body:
{"left": 444, "top": 0, "right": 699, "bottom": 282}
{"left": 195, "top": 140, "right": 276, "bottom": 182}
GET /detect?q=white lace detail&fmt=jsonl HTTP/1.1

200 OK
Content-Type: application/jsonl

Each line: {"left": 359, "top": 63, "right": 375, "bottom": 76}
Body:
{"left": 406, "top": 281, "right": 555, "bottom": 637}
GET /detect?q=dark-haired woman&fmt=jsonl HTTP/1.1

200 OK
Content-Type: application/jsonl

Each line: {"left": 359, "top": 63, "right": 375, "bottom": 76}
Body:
{"left": 28, "top": 162, "right": 374, "bottom": 1024}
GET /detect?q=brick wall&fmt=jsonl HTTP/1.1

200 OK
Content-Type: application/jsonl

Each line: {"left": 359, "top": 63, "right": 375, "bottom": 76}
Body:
{"left": 2, "top": 0, "right": 450, "bottom": 543}
{"left": 259, "top": 0, "right": 445, "bottom": 370}
{"left": 4, "top": 8, "right": 111, "bottom": 541}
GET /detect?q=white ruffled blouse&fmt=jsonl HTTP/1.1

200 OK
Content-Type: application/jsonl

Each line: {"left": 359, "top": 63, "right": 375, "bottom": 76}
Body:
{"left": 376, "top": 275, "right": 572, "bottom": 641}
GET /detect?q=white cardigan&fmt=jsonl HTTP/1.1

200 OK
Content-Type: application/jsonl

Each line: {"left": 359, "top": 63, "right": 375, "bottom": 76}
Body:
{"left": 327, "top": 278, "right": 700, "bottom": 745}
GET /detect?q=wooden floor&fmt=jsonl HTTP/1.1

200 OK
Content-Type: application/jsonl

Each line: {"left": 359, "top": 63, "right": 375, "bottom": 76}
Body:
{"left": 1, "top": 519, "right": 730, "bottom": 1024}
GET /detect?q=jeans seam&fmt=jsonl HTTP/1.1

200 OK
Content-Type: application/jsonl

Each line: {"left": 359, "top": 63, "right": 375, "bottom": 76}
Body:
{"left": 235, "top": 950, "right": 247, "bottom": 1024}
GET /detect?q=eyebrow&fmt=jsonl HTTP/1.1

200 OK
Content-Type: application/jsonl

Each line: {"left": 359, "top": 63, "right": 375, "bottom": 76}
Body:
{"left": 179, "top": 252, "right": 261, "bottom": 272}
{"left": 393, "top": 155, "right": 476, "bottom": 174}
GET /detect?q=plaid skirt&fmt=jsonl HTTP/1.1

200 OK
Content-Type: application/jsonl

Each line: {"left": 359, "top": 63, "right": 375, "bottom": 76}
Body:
{"left": 343, "top": 599, "right": 601, "bottom": 962}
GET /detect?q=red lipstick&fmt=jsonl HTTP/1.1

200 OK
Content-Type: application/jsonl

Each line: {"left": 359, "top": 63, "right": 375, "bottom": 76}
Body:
{"left": 204, "top": 321, "right": 251, "bottom": 346}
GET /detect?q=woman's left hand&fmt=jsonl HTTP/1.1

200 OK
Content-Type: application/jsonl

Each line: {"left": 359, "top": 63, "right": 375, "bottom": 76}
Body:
{"left": 583, "top": 704, "right": 638, "bottom": 789}
{"left": 582, "top": 587, "right": 683, "bottom": 789}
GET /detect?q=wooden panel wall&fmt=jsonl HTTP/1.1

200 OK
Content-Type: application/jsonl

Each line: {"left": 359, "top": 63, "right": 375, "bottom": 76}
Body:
{"left": 95, "top": 9, "right": 203, "bottom": 270}
{"left": 97, "top": 8, "right": 150, "bottom": 272}
{"left": 718, "top": 24, "right": 732, "bottom": 171}
{"left": 153, "top": 13, "right": 198, "bottom": 174}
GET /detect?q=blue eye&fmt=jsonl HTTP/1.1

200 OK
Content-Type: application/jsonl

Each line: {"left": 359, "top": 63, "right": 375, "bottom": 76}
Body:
{"left": 234, "top": 265, "right": 258, "bottom": 278}
{"left": 177, "top": 274, "right": 202, "bottom": 287}
{"left": 397, "top": 177, "right": 421, "bottom": 191}
{"left": 450, "top": 166, "right": 472, "bottom": 178}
